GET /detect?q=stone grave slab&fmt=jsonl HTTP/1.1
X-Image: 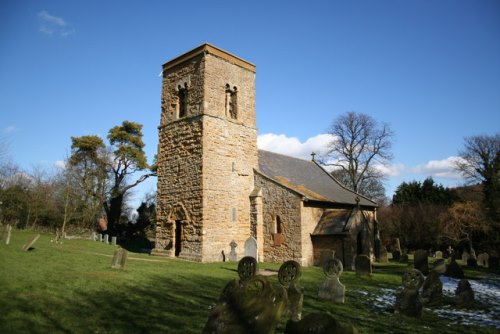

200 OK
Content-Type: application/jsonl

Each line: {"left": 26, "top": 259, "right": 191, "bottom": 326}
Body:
{"left": 318, "top": 258, "right": 345, "bottom": 303}
{"left": 111, "top": 247, "right": 128, "bottom": 269}
{"left": 244, "top": 237, "right": 258, "bottom": 261}
{"left": 435, "top": 251, "right": 443, "bottom": 259}
{"left": 22, "top": 234, "right": 41, "bottom": 251}
{"left": 394, "top": 268, "right": 424, "bottom": 317}
{"left": 278, "top": 260, "right": 303, "bottom": 321}
{"left": 414, "top": 249, "right": 429, "bottom": 275}
{"left": 477, "top": 253, "right": 489, "bottom": 267}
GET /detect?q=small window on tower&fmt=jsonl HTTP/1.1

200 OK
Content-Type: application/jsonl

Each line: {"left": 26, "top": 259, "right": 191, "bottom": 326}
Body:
{"left": 225, "top": 84, "right": 238, "bottom": 119}
{"left": 178, "top": 83, "right": 188, "bottom": 118}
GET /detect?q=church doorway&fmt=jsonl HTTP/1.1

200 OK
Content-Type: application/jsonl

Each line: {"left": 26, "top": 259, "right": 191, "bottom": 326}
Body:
{"left": 175, "top": 220, "right": 182, "bottom": 257}
{"left": 357, "top": 231, "right": 363, "bottom": 255}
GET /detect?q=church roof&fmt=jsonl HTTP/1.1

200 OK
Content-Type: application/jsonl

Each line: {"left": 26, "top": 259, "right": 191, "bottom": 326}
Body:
{"left": 257, "top": 150, "right": 377, "bottom": 207}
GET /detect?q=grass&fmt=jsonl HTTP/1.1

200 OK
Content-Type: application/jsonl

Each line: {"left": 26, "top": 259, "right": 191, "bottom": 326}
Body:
{"left": 0, "top": 229, "right": 498, "bottom": 334}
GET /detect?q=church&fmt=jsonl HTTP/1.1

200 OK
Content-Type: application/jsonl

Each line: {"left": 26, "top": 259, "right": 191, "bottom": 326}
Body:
{"left": 153, "top": 44, "right": 378, "bottom": 268}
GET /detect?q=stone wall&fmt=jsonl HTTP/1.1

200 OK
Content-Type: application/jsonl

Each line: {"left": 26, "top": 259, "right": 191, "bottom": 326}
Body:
{"left": 299, "top": 205, "right": 323, "bottom": 266}
{"left": 254, "top": 173, "right": 303, "bottom": 264}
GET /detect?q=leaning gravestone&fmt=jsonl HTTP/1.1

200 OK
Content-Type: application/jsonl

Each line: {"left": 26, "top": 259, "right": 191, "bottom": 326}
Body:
{"left": 22, "top": 234, "right": 41, "bottom": 251}
{"left": 435, "top": 251, "right": 443, "bottom": 259}
{"left": 355, "top": 255, "right": 371, "bottom": 276}
{"left": 455, "top": 279, "right": 475, "bottom": 308}
{"left": 394, "top": 268, "right": 424, "bottom": 317}
{"left": 421, "top": 270, "right": 443, "bottom": 306}
{"left": 4, "top": 225, "right": 12, "bottom": 245}
{"left": 414, "top": 249, "right": 429, "bottom": 275}
{"left": 244, "top": 237, "right": 258, "bottom": 261}
{"left": 477, "top": 253, "right": 489, "bottom": 267}
{"left": 111, "top": 247, "right": 128, "bottom": 269}
{"left": 203, "top": 257, "right": 287, "bottom": 334}
{"left": 279, "top": 260, "right": 304, "bottom": 321}
{"left": 229, "top": 240, "right": 238, "bottom": 262}
{"left": 379, "top": 246, "right": 388, "bottom": 263}
{"left": 318, "top": 258, "right": 345, "bottom": 304}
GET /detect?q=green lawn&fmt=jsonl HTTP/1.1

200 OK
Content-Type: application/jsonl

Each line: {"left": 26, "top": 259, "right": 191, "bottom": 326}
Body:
{"left": 0, "top": 230, "right": 497, "bottom": 334}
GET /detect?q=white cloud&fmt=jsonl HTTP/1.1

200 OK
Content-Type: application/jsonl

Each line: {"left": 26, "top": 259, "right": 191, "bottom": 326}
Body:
{"left": 374, "top": 163, "right": 406, "bottom": 177}
{"left": 3, "top": 126, "right": 16, "bottom": 134}
{"left": 53, "top": 160, "right": 66, "bottom": 169}
{"left": 257, "top": 133, "right": 334, "bottom": 160}
{"left": 412, "top": 156, "right": 463, "bottom": 179}
{"left": 38, "top": 10, "right": 75, "bottom": 37}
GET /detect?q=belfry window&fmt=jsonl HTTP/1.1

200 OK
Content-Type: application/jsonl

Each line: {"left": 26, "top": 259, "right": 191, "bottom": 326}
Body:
{"left": 178, "top": 83, "right": 188, "bottom": 118}
{"left": 225, "top": 84, "right": 238, "bottom": 119}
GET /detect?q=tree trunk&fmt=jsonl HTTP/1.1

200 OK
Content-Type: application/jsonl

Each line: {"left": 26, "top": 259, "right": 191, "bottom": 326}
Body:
{"left": 106, "top": 193, "right": 124, "bottom": 236}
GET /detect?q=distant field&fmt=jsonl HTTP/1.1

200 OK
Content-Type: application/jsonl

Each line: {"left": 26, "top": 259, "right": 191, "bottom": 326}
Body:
{"left": 0, "top": 230, "right": 498, "bottom": 334}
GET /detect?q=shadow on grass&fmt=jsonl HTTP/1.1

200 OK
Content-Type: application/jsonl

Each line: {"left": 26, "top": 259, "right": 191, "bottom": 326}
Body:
{"left": 0, "top": 273, "right": 228, "bottom": 334}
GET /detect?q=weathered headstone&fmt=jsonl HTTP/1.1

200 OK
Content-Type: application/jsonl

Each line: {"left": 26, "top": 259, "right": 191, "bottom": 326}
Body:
{"left": 421, "top": 270, "right": 443, "bottom": 306}
{"left": 394, "top": 238, "right": 402, "bottom": 252}
{"left": 111, "top": 247, "right": 128, "bottom": 269}
{"left": 392, "top": 250, "right": 401, "bottom": 262}
{"left": 414, "top": 249, "right": 429, "bottom": 275}
{"left": 355, "top": 255, "right": 371, "bottom": 276}
{"left": 394, "top": 268, "right": 424, "bottom": 317}
{"left": 435, "top": 251, "right": 443, "bottom": 259}
{"left": 4, "top": 225, "right": 12, "bottom": 245}
{"left": 285, "top": 312, "right": 358, "bottom": 334}
{"left": 111, "top": 236, "right": 117, "bottom": 246}
{"left": 229, "top": 240, "right": 238, "bottom": 262}
{"left": 203, "top": 257, "right": 287, "bottom": 334}
{"left": 244, "top": 237, "right": 258, "bottom": 261}
{"left": 99, "top": 234, "right": 103, "bottom": 242}
{"left": 279, "top": 260, "right": 303, "bottom": 321}
{"left": 22, "top": 234, "right": 41, "bottom": 251}
{"left": 444, "top": 258, "right": 465, "bottom": 279}
{"left": 477, "top": 253, "right": 489, "bottom": 267}
{"left": 104, "top": 234, "right": 109, "bottom": 244}
{"left": 455, "top": 279, "right": 475, "bottom": 308}
{"left": 237, "top": 256, "right": 257, "bottom": 281}
{"left": 379, "top": 246, "right": 388, "bottom": 263}
{"left": 318, "top": 258, "right": 345, "bottom": 304}
{"left": 92, "top": 231, "right": 97, "bottom": 241}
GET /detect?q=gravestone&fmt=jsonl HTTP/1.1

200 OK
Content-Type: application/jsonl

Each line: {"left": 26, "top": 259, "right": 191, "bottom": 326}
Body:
{"left": 477, "top": 253, "right": 489, "bottom": 267}
{"left": 379, "top": 246, "right": 388, "bottom": 263}
{"left": 444, "top": 258, "right": 465, "bottom": 279}
{"left": 392, "top": 250, "right": 401, "bottom": 262}
{"left": 285, "top": 312, "right": 358, "bottom": 334}
{"left": 4, "top": 225, "right": 12, "bottom": 245}
{"left": 455, "top": 279, "right": 475, "bottom": 308}
{"left": 203, "top": 257, "right": 287, "bottom": 334}
{"left": 421, "top": 270, "right": 443, "bottom": 306}
{"left": 229, "top": 240, "right": 238, "bottom": 262}
{"left": 355, "top": 255, "right": 371, "bottom": 276}
{"left": 394, "top": 238, "right": 402, "bottom": 252}
{"left": 394, "top": 268, "right": 424, "bottom": 317}
{"left": 433, "top": 259, "right": 446, "bottom": 274}
{"left": 22, "top": 234, "right": 41, "bottom": 251}
{"left": 111, "top": 247, "right": 128, "bottom": 269}
{"left": 279, "top": 260, "right": 303, "bottom": 321}
{"left": 414, "top": 249, "right": 429, "bottom": 275}
{"left": 92, "top": 231, "right": 97, "bottom": 241}
{"left": 237, "top": 256, "right": 257, "bottom": 282}
{"left": 104, "top": 234, "right": 109, "bottom": 244}
{"left": 111, "top": 236, "right": 117, "bottom": 246}
{"left": 244, "top": 237, "right": 258, "bottom": 261}
{"left": 462, "top": 250, "right": 470, "bottom": 263}
{"left": 435, "top": 251, "right": 443, "bottom": 259}
{"left": 318, "top": 258, "right": 345, "bottom": 303}
{"left": 99, "top": 234, "right": 103, "bottom": 242}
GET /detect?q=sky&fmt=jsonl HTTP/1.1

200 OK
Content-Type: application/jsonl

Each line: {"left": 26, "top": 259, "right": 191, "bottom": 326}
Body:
{"left": 1, "top": 0, "right": 499, "bottom": 207}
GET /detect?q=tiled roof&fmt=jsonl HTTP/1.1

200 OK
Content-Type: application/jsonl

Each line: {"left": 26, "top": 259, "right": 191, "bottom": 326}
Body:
{"left": 257, "top": 150, "right": 377, "bottom": 207}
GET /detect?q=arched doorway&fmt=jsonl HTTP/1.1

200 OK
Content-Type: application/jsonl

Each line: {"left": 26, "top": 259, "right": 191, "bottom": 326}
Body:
{"left": 175, "top": 220, "right": 182, "bottom": 257}
{"left": 357, "top": 230, "right": 363, "bottom": 255}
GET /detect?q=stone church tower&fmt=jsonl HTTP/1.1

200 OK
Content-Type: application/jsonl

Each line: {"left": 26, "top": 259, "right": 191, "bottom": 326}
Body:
{"left": 153, "top": 44, "right": 258, "bottom": 261}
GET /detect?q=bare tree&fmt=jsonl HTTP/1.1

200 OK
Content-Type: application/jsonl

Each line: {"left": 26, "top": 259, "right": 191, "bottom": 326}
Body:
{"left": 455, "top": 133, "right": 500, "bottom": 221}
{"left": 324, "top": 111, "right": 394, "bottom": 198}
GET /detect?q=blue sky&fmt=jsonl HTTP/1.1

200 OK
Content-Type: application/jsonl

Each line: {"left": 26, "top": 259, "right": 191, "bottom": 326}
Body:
{"left": 1, "top": 0, "right": 499, "bottom": 207}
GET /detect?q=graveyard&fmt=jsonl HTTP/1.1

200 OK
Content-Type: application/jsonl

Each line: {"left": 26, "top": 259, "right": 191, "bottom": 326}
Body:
{"left": 1, "top": 229, "right": 499, "bottom": 334}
